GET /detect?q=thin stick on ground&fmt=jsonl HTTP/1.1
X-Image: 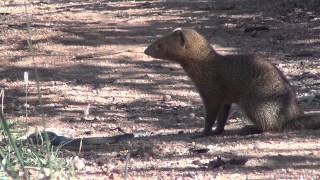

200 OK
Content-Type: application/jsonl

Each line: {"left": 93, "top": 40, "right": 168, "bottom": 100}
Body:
{"left": 1, "top": 88, "right": 4, "bottom": 114}
{"left": 124, "top": 151, "right": 130, "bottom": 180}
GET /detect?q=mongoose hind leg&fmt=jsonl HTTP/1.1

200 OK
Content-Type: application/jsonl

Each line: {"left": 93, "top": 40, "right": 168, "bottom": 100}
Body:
{"left": 240, "top": 97, "right": 283, "bottom": 132}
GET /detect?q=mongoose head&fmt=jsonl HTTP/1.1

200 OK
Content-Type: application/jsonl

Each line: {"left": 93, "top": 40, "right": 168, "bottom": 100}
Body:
{"left": 144, "top": 28, "right": 215, "bottom": 63}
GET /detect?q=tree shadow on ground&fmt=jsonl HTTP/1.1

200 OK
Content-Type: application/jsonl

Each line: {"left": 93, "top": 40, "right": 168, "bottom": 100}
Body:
{"left": 1, "top": 0, "right": 320, "bottom": 134}
{"left": 5, "top": 0, "right": 320, "bottom": 53}
{"left": 0, "top": 60, "right": 205, "bottom": 130}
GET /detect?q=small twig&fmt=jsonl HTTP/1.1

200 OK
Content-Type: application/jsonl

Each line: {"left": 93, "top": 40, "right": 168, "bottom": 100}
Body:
{"left": 124, "top": 151, "right": 130, "bottom": 180}
{"left": 84, "top": 104, "right": 90, "bottom": 117}
{"left": 24, "top": 71, "right": 29, "bottom": 119}
{"left": 1, "top": 88, "right": 4, "bottom": 114}
{"left": 78, "top": 137, "right": 83, "bottom": 154}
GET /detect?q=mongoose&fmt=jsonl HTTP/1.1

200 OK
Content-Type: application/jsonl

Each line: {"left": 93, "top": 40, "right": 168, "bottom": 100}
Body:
{"left": 144, "top": 28, "right": 320, "bottom": 136}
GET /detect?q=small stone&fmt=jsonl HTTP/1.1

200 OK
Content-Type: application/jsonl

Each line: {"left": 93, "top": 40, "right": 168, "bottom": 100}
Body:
{"left": 74, "top": 156, "right": 85, "bottom": 170}
{"left": 162, "top": 95, "right": 172, "bottom": 102}
{"left": 192, "top": 160, "right": 202, "bottom": 166}
{"left": 207, "top": 145, "right": 216, "bottom": 150}
{"left": 109, "top": 173, "right": 115, "bottom": 179}
{"left": 189, "top": 113, "right": 196, "bottom": 118}
{"left": 82, "top": 116, "right": 95, "bottom": 121}
{"left": 84, "top": 129, "right": 92, "bottom": 135}
{"left": 111, "top": 168, "right": 121, "bottom": 174}
{"left": 74, "top": 117, "right": 82, "bottom": 121}
{"left": 43, "top": 168, "right": 51, "bottom": 177}
{"left": 189, "top": 147, "right": 209, "bottom": 154}
{"left": 97, "top": 159, "right": 105, "bottom": 166}
{"left": 109, "top": 105, "right": 117, "bottom": 110}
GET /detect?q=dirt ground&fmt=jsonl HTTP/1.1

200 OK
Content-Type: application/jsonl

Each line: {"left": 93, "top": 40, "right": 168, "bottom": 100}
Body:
{"left": 1, "top": 0, "right": 320, "bottom": 179}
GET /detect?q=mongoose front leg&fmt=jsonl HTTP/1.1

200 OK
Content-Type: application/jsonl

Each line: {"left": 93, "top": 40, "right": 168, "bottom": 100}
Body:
{"left": 211, "top": 104, "right": 231, "bottom": 135}
{"left": 202, "top": 101, "right": 223, "bottom": 136}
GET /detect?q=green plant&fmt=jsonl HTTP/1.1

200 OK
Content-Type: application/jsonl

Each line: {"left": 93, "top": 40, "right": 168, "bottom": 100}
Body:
{"left": 0, "top": 115, "right": 77, "bottom": 179}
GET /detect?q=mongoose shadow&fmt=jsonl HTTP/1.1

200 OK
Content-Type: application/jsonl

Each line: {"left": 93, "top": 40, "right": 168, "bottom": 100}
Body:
{"left": 144, "top": 28, "right": 320, "bottom": 137}
{"left": 26, "top": 128, "right": 283, "bottom": 152}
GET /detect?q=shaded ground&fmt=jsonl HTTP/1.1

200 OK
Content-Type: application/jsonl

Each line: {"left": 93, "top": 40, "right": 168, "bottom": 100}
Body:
{"left": 1, "top": 0, "right": 320, "bottom": 179}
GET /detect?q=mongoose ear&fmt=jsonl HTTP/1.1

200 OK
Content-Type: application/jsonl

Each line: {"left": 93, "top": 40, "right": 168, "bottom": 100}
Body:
{"left": 173, "top": 30, "right": 186, "bottom": 47}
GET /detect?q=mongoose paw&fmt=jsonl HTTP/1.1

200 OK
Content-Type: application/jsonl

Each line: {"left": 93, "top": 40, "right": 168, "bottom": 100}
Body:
{"left": 203, "top": 129, "right": 224, "bottom": 136}
{"left": 211, "top": 128, "right": 224, "bottom": 135}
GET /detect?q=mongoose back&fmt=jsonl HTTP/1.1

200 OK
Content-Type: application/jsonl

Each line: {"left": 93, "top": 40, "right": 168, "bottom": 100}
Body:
{"left": 144, "top": 28, "right": 320, "bottom": 136}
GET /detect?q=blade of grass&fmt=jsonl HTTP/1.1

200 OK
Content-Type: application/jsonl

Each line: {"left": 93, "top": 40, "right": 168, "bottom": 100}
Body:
{"left": 1, "top": 89, "right": 4, "bottom": 114}
{"left": 0, "top": 148, "right": 18, "bottom": 178}
{"left": 24, "top": 0, "right": 51, "bottom": 160}
{"left": 24, "top": 72, "right": 29, "bottom": 120}
{"left": 0, "top": 112, "right": 28, "bottom": 179}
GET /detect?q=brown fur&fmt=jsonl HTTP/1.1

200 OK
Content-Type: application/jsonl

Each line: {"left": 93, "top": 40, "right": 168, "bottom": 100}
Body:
{"left": 144, "top": 28, "right": 320, "bottom": 136}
